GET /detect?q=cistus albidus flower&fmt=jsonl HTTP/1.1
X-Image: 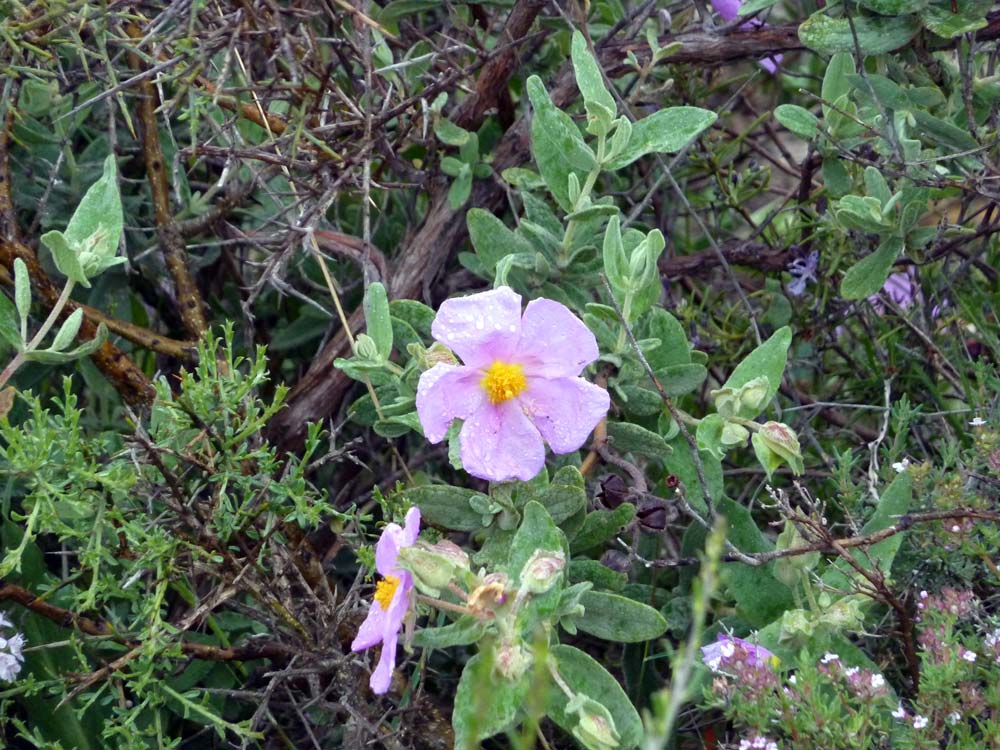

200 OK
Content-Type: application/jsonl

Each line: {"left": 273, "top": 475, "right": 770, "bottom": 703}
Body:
{"left": 416, "top": 286, "right": 609, "bottom": 482}
{"left": 701, "top": 632, "right": 778, "bottom": 673}
{"left": 710, "top": 0, "right": 783, "bottom": 74}
{"left": 351, "top": 507, "right": 421, "bottom": 694}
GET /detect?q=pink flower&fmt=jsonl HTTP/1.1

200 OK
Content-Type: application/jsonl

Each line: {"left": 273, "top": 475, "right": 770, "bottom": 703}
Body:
{"left": 416, "top": 286, "right": 609, "bottom": 482}
{"left": 710, "top": 0, "right": 782, "bottom": 74}
{"left": 701, "top": 633, "right": 777, "bottom": 672}
{"left": 351, "top": 507, "right": 421, "bottom": 694}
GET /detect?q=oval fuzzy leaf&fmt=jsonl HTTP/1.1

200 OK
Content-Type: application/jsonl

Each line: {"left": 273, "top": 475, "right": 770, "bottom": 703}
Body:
{"left": 467, "top": 208, "right": 534, "bottom": 274}
{"left": 798, "top": 13, "right": 920, "bottom": 55}
{"left": 658, "top": 362, "right": 708, "bottom": 397}
{"left": 413, "top": 615, "right": 486, "bottom": 649}
{"left": 570, "top": 504, "right": 635, "bottom": 552}
{"left": 363, "top": 282, "right": 393, "bottom": 359}
{"left": 50, "top": 308, "right": 84, "bottom": 352}
{"left": 547, "top": 645, "right": 643, "bottom": 750}
{"left": 840, "top": 236, "right": 902, "bottom": 301}
{"left": 570, "top": 31, "right": 616, "bottom": 115}
{"left": 575, "top": 591, "right": 668, "bottom": 642}
{"left": 453, "top": 652, "right": 530, "bottom": 748}
{"left": 406, "top": 485, "right": 489, "bottom": 531}
{"left": 723, "top": 326, "right": 792, "bottom": 405}
{"left": 774, "top": 104, "right": 819, "bottom": 139}
{"left": 606, "top": 107, "right": 717, "bottom": 170}
{"left": 526, "top": 75, "right": 596, "bottom": 210}
{"left": 606, "top": 421, "right": 669, "bottom": 459}
{"left": 0, "top": 293, "right": 22, "bottom": 351}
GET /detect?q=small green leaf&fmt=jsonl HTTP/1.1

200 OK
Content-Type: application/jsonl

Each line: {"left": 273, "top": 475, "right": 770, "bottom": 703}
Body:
{"left": 822, "top": 53, "right": 856, "bottom": 122}
{"left": 527, "top": 75, "right": 596, "bottom": 211}
{"left": 13, "top": 257, "right": 30, "bottom": 332}
{"left": 575, "top": 591, "right": 668, "bottom": 642}
{"left": 434, "top": 119, "right": 470, "bottom": 146}
{"left": 448, "top": 165, "right": 473, "bottom": 209}
{"left": 606, "top": 421, "right": 669, "bottom": 459}
{"left": 696, "top": 413, "right": 726, "bottom": 460}
{"left": 0, "top": 294, "right": 22, "bottom": 351}
{"left": 774, "top": 104, "right": 819, "bottom": 140}
{"left": 363, "top": 282, "right": 393, "bottom": 359}
{"left": 723, "top": 326, "right": 792, "bottom": 405}
{"left": 606, "top": 107, "right": 717, "bottom": 170}
{"left": 568, "top": 560, "right": 627, "bottom": 592}
{"left": 642, "top": 308, "right": 691, "bottom": 369}
{"left": 534, "top": 466, "right": 588, "bottom": 524}
{"left": 657, "top": 362, "right": 708, "bottom": 397}
{"left": 860, "top": 0, "right": 928, "bottom": 12}
{"left": 822, "top": 473, "right": 912, "bottom": 592}
{"left": 921, "top": 0, "right": 991, "bottom": 37}
{"left": 570, "top": 504, "right": 635, "bottom": 552}
{"left": 467, "top": 208, "right": 534, "bottom": 274}
{"left": 413, "top": 615, "right": 486, "bottom": 649}
{"left": 406, "top": 485, "right": 489, "bottom": 532}
{"left": 571, "top": 31, "right": 616, "bottom": 117}
{"left": 41, "top": 230, "right": 89, "bottom": 287}
{"left": 839, "top": 236, "right": 902, "bottom": 301}
{"left": 50, "top": 308, "right": 83, "bottom": 352}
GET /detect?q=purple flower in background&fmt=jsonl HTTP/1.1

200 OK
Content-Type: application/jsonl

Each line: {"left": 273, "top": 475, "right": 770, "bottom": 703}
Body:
{"left": 352, "top": 507, "right": 421, "bottom": 695}
{"left": 416, "top": 286, "right": 609, "bottom": 482}
{"left": 710, "top": 0, "right": 783, "bottom": 74}
{"left": 701, "top": 632, "right": 778, "bottom": 672}
{"left": 787, "top": 250, "right": 819, "bottom": 297}
{"left": 0, "top": 612, "right": 24, "bottom": 683}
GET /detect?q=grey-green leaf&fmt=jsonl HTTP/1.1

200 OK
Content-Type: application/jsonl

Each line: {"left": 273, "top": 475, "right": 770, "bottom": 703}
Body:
{"left": 606, "top": 107, "right": 717, "bottom": 170}
{"left": 363, "top": 282, "right": 393, "bottom": 359}
{"left": 406, "top": 485, "right": 490, "bottom": 532}
{"left": 774, "top": 104, "right": 819, "bottom": 140}
{"left": 546, "top": 645, "right": 643, "bottom": 750}
{"left": 723, "top": 326, "right": 791, "bottom": 405}
{"left": 0, "top": 293, "right": 21, "bottom": 351}
{"left": 571, "top": 31, "right": 616, "bottom": 116}
{"left": 467, "top": 208, "right": 534, "bottom": 274}
{"left": 606, "top": 421, "right": 669, "bottom": 459}
{"left": 50, "top": 308, "right": 84, "bottom": 352}
{"left": 575, "top": 591, "right": 668, "bottom": 642}
{"left": 798, "top": 13, "right": 921, "bottom": 55}
{"left": 453, "top": 652, "right": 530, "bottom": 748}
{"left": 13, "top": 257, "right": 30, "bottom": 330}
{"left": 840, "top": 236, "right": 902, "bottom": 301}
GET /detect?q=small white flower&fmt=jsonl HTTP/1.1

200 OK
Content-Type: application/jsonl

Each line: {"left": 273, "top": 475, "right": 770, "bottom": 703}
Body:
{"left": 871, "top": 674, "right": 885, "bottom": 689}
{"left": 913, "top": 715, "right": 929, "bottom": 730}
{"left": 969, "top": 417, "right": 987, "bottom": 427}
{"left": 820, "top": 652, "right": 840, "bottom": 664}
{"left": 962, "top": 649, "right": 977, "bottom": 663}
{"left": 844, "top": 666, "right": 859, "bottom": 677}
{"left": 720, "top": 640, "right": 736, "bottom": 658}
{"left": 891, "top": 703, "right": 906, "bottom": 720}
{"left": 766, "top": 743, "right": 778, "bottom": 750}
{"left": 919, "top": 590, "right": 929, "bottom": 600}
{"left": 892, "top": 458, "right": 910, "bottom": 473}
{"left": 950, "top": 524, "right": 961, "bottom": 533}
{"left": 788, "top": 674, "right": 797, "bottom": 685}
{"left": 947, "top": 711, "right": 962, "bottom": 725}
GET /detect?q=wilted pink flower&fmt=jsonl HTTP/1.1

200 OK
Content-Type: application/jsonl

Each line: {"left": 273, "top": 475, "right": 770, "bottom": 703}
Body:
{"left": 352, "top": 507, "right": 421, "bottom": 694}
{"left": 710, "top": 0, "right": 782, "bottom": 74}
{"left": 416, "top": 287, "right": 609, "bottom": 482}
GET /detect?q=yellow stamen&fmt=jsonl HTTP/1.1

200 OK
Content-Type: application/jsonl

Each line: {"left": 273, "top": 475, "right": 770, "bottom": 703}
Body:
{"left": 481, "top": 361, "right": 527, "bottom": 404}
{"left": 374, "top": 575, "right": 400, "bottom": 609}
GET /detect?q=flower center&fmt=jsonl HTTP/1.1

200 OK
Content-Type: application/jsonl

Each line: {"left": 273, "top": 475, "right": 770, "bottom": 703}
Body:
{"left": 374, "top": 575, "right": 400, "bottom": 610}
{"left": 481, "top": 361, "right": 528, "bottom": 404}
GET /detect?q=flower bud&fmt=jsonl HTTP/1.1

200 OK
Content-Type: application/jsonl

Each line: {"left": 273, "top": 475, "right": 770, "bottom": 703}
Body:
{"left": 354, "top": 333, "right": 381, "bottom": 361}
{"left": 567, "top": 694, "right": 621, "bottom": 750}
{"left": 738, "top": 376, "right": 770, "bottom": 415}
{"left": 397, "top": 540, "right": 470, "bottom": 597}
{"left": 720, "top": 420, "right": 749, "bottom": 448}
{"left": 711, "top": 386, "right": 740, "bottom": 419}
{"left": 519, "top": 549, "right": 565, "bottom": 595}
{"left": 752, "top": 421, "right": 804, "bottom": 478}
{"left": 493, "top": 637, "right": 532, "bottom": 681}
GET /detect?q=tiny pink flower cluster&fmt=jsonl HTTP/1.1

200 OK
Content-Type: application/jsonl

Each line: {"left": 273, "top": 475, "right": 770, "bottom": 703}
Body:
{"left": 701, "top": 633, "right": 779, "bottom": 698}
{"left": 916, "top": 587, "right": 978, "bottom": 620}
{"left": 815, "top": 653, "right": 890, "bottom": 700}
{"left": 739, "top": 736, "right": 778, "bottom": 750}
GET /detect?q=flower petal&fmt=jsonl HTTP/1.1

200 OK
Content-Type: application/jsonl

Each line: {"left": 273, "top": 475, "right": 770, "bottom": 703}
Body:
{"left": 515, "top": 298, "right": 599, "bottom": 378}
{"left": 710, "top": 0, "right": 743, "bottom": 21}
{"left": 431, "top": 286, "right": 522, "bottom": 368}
{"left": 351, "top": 603, "right": 386, "bottom": 652}
{"left": 415, "top": 364, "right": 486, "bottom": 443}
{"left": 375, "top": 523, "right": 405, "bottom": 576}
{"left": 370, "top": 629, "right": 398, "bottom": 694}
{"left": 400, "top": 507, "right": 421, "bottom": 547}
{"left": 759, "top": 53, "right": 782, "bottom": 75}
{"left": 520, "top": 376, "right": 610, "bottom": 454}
{"left": 460, "top": 401, "right": 545, "bottom": 482}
